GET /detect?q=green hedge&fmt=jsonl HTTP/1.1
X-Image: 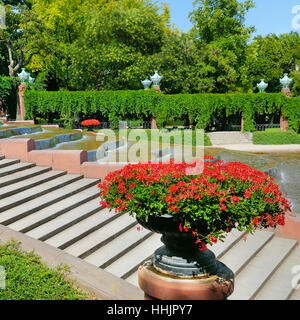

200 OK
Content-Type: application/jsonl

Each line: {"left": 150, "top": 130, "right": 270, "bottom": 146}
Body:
{"left": 0, "top": 76, "right": 19, "bottom": 118}
{"left": 24, "top": 90, "right": 300, "bottom": 132}
{"left": 253, "top": 131, "right": 300, "bottom": 145}
{"left": 282, "top": 97, "right": 300, "bottom": 133}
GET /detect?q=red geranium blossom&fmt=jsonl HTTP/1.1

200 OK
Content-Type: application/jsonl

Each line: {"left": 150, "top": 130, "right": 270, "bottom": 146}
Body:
{"left": 81, "top": 119, "right": 100, "bottom": 127}
{"left": 98, "top": 158, "right": 291, "bottom": 249}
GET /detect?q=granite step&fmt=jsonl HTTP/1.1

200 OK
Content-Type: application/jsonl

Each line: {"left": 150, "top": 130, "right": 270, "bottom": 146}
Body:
{"left": 228, "top": 236, "right": 297, "bottom": 300}
{"left": 0, "top": 162, "right": 36, "bottom": 177}
{"left": 8, "top": 186, "right": 100, "bottom": 235}
{"left": 252, "top": 241, "right": 300, "bottom": 300}
{"left": 0, "top": 178, "right": 99, "bottom": 225}
{"left": 84, "top": 225, "right": 153, "bottom": 268}
{"left": 104, "top": 233, "right": 162, "bottom": 280}
{"left": 0, "top": 158, "right": 20, "bottom": 169}
{"left": 64, "top": 213, "right": 137, "bottom": 259}
{"left": 0, "top": 170, "right": 67, "bottom": 199}
{"left": 45, "top": 208, "right": 120, "bottom": 249}
{"left": 219, "top": 230, "right": 274, "bottom": 275}
{"left": 0, "top": 166, "right": 51, "bottom": 188}
{"left": 0, "top": 173, "right": 80, "bottom": 213}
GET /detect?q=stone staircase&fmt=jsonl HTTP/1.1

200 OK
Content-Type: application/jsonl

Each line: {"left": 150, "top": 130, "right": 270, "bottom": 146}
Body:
{"left": 207, "top": 132, "right": 253, "bottom": 145}
{"left": 0, "top": 155, "right": 299, "bottom": 300}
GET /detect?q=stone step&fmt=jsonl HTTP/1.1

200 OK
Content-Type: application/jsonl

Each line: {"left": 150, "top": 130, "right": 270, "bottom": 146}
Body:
{"left": 289, "top": 285, "right": 300, "bottom": 300}
{"left": 252, "top": 243, "right": 300, "bottom": 300}
{"left": 207, "top": 132, "right": 252, "bottom": 145}
{"left": 0, "top": 166, "right": 52, "bottom": 188}
{"left": 45, "top": 208, "right": 120, "bottom": 249}
{"left": 126, "top": 271, "right": 139, "bottom": 287}
{"left": 84, "top": 226, "right": 153, "bottom": 268}
{"left": 64, "top": 213, "right": 137, "bottom": 259}
{"left": 0, "top": 162, "right": 36, "bottom": 177}
{"left": 0, "top": 158, "right": 20, "bottom": 169}
{"left": 228, "top": 236, "right": 297, "bottom": 300}
{"left": 0, "top": 173, "right": 80, "bottom": 213}
{"left": 0, "top": 178, "right": 99, "bottom": 225}
{"left": 104, "top": 233, "right": 162, "bottom": 280}
{"left": 219, "top": 230, "right": 274, "bottom": 275}
{"left": 207, "top": 229, "right": 247, "bottom": 259}
{"left": 8, "top": 186, "right": 100, "bottom": 235}
{"left": 0, "top": 170, "right": 67, "bottom": 199}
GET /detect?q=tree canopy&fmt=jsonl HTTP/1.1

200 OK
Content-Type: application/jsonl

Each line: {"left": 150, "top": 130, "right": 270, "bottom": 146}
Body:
{"left": 0, "top": 0, "right": 299, "bottom": 95}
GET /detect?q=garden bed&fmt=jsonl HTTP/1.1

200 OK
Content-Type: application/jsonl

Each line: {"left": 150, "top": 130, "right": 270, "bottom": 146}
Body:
{"left": 0, "top": 241, "right": 91, "bottom": 300}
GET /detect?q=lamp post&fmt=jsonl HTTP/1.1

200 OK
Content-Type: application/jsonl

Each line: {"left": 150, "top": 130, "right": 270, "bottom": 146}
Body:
{"left": 280, "top": 73, "right": 292, "bottom": 90}
{"left": 279, "top": 73, "right": 292, "bottom": 132}
{"left": 28, "top": 74, "right": 35, "bottom": 86}
{"left": 17, "top": 68, "right": 29, "bottom": 83}
{"left": 141, "top": 78, "right": 152, "bottom": 90}
{"left": 16, "top": 68, "right": 34, "bottom": 120}
{"left": 257, "top": 79, "right": 268, "bottom": 92}
{"left": 150, "top": 70, "right": 162, "bottom": 92}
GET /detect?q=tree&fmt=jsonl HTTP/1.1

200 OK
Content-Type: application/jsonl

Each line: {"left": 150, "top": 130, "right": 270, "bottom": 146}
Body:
{"left": 245, "top": 32, "right": 300, "bottom": 92}
{"left": 189, "top": 0, "right": 255, "bottom": 93}
{"left": 26, "top": 0, "right": 170, "bottom": 91}
{"left": 0, "top": 1, "right": 48, "bottom": 77}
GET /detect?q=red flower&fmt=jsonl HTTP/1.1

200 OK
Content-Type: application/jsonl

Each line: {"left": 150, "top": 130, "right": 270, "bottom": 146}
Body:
{"left": 220, "top": 203, "right": 227, "bottom": 211}
{"left": 253, "top": 217, "right": 259, "bottom": 225}
{"left": 230, "top": 196, "right": 240, "bottom": 203}
{"left": 126, "top": 193, "right": 133, "bottom": 200}
{"left": 98, "top": 159, "right": 291, "bottom": 248}
{"left": 81, "top": 119, "right": 100, "bottom": 127}
{"left": 275, "top": 214, "right": 285, "bottom": 226}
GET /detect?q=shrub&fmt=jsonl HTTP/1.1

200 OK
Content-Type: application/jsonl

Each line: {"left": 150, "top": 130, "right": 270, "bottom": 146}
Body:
{"left": 0, "top": 76, "right": 19, "bottom": 118}
{"left": 253, "top": 131, "right": 300, "bottom": 145}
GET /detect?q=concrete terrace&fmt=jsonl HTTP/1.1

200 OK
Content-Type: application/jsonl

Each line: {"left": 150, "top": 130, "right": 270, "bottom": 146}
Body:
{"left": 0, "top": 155, "right": 299, "bottom": 300}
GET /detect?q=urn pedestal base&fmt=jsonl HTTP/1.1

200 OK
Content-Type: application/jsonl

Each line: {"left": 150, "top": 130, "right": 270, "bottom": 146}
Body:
{"left": 138, "top": 260, "right": 234, "bottom": 300}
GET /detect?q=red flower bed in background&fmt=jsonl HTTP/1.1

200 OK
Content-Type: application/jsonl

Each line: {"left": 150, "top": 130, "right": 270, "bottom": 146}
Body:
{"left": 81, "top": 119, "right": 100, "bottom": 127}
{"left": 98, "top": 157, "right": 291, "bottom": 250}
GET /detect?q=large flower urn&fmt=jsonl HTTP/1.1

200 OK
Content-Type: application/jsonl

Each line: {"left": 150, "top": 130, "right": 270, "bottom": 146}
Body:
{"left": 137, "top": 214, "right": 234, "bottom": 300}
{"left": 99, "top": 159, "right": 290, "bottom": 300}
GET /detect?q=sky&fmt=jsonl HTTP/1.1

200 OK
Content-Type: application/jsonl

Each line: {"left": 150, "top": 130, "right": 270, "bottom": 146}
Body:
{"left": 158, "top": 0, "right": 300, "bottom": 37}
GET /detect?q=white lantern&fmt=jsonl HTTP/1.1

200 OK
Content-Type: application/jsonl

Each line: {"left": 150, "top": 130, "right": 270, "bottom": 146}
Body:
{"left": 141, "top": 78, "right": 152, "bottom": 90}
{"left": 257, "top": 79, "right": 268, "bottom": 92}
{"left": 150, "top": 70, "right": 162, "bottom": 86}
{"left": 17, "top": 68, "right": 29, "bottom": 83}
{"left": 280, "top": 73, "right": 292, "bottom": 89}
{"left": 28, "top": 74, "right": 35, "bottom": 86}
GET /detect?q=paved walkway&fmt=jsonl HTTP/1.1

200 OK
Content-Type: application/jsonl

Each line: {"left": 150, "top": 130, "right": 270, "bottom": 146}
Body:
{"left": 207, "top": 144, "right": 300, "bottom": 153}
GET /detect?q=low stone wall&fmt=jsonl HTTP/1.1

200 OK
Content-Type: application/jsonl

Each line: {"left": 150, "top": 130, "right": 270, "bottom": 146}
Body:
{"left": 0, "top": 224, "right": 143, "bottom": 300}
{"left": 0, "top": 138, "right": 128, "bottom": 177}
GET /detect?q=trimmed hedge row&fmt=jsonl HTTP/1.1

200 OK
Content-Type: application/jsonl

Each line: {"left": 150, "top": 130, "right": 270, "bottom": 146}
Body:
{"left": 24, "top": 90, "right": 300, "bottom": 132}
{"left": 253, "top": 131, "right": 300, "bottom": 145}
